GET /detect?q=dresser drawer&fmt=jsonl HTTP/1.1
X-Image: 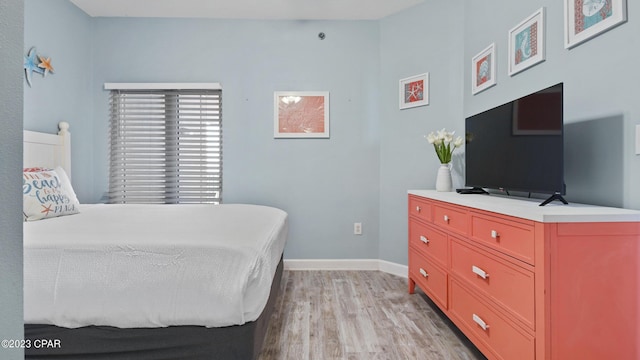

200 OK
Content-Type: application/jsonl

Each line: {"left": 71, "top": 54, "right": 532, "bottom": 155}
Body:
{"left": 409, "top": 251, "right": 448, "bottom": 309}
{"left": 433, "top": 204, "right": 468, "bottom": 235}
{"left": 409, "top": 220, "right": 448, "bottom": 267}
{"left": 450, "top": 239, "right": 535, "bottom": 329}
{"left": 409, "top": 196, "right": 432, "bottom": 223}
{"left": 449, "top": 279, "right": 534, "bottom": 360}
{"left": 471, "top": 213, "right": 535, "bottom": 265}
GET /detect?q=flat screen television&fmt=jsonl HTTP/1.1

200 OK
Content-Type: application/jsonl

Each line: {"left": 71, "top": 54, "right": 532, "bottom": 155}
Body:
{"left": 464, "top": 83, "right": 566, "bottom": 206}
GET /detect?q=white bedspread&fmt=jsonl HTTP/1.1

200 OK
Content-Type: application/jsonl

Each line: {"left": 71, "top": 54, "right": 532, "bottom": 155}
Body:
{"left": 23, "top": 204, "right": 288, "bottom": 329}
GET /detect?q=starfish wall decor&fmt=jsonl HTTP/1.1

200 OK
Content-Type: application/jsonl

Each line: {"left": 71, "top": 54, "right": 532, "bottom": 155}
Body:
{"left": 24, "top": 46, "right": 55, "bottom": 87}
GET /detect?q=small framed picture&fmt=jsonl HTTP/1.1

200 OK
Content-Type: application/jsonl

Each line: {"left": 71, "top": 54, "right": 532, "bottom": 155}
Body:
{"left": 471, "top": 43, "right": 496, "bottom": 95}
{"left": 564, "top": 0, "right": 627, "bottom": 49}
{"left": 508, "top": 7, "right": 545, "bottom": 77}
{"left": 274, "top": 91, "right": 329, "bottom": 138}
{"left": 399, "top": 73, "right": 429, "bottom": 110}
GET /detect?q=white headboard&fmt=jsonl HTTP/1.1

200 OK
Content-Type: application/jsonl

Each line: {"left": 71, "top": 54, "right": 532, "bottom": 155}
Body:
{"left": 23, "top": 122, "right": 71, "bottom": 179}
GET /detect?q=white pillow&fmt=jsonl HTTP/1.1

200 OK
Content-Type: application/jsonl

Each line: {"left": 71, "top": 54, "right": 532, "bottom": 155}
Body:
{"left": 23, "top": 166, "right": 80, "bottom": 221}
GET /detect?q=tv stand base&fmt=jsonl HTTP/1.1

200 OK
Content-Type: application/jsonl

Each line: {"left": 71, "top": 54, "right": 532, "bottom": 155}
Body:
{"left": 539, "top": 193, "right": 568, "bottom": 206}
{"left": 456, "top": 187, "right": 489, "bottom": 195}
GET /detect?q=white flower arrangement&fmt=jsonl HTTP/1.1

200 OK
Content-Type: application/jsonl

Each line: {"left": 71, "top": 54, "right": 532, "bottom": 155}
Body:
{"left": 425, "top": 128, "right": 464, "bottom": 164}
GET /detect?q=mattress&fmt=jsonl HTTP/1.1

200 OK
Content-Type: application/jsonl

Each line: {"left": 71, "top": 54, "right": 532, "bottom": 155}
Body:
{"left": 23, "top": 203, "right": 288, "bottom": 329}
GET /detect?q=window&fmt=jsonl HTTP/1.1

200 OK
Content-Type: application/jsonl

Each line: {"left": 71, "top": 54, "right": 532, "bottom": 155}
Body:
{"left": 106, "top": 83, "right": 222, "bottom": 204}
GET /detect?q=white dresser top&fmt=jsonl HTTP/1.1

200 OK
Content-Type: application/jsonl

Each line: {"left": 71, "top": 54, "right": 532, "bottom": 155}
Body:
{"left": 408, "top": 190, "right": 640, "bottom": 223}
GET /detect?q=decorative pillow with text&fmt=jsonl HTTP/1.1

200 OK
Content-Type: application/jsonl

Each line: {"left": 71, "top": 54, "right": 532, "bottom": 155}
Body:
{"left": 23, "top": 167, "right": 80, "bottom": 221}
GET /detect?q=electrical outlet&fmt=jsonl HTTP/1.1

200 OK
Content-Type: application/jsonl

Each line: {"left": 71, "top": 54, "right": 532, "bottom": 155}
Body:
{"left": 354, "top": 222, "right": 362, "bottom": 235}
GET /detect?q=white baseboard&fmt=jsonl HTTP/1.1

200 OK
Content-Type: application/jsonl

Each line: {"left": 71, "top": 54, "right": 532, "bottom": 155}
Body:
{"left": 377, "top": 260, "right": 408, "bottom": 278}
{"left": 284, "top": 259, "right": 408, "bottom": 278}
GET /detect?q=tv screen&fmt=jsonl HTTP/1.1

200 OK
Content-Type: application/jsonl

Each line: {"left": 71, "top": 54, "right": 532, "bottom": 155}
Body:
{"left": 465, "top": 83, "right": 564, "bottom": 197}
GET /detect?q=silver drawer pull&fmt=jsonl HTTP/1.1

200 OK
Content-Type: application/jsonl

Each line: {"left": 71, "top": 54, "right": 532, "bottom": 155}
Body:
{"left": 419, "top": 268, "right": 429, "bottom": 278}
{"left": 443, "top": 215, "right": 450, "bottom": 223}
{"left": 416, "top": 206, "right": 421, "bottom": 213}
{"left": 472, "top": 313, "right": 489, "bottom": 331}
{"left": 420, "top": 235, "right": 429, "bottom": 244}
{"left": 491, "top": 230, "right": 499, "bottom": 239}
{"left": 472, "top": 265, "right": 489, "bottom": 279}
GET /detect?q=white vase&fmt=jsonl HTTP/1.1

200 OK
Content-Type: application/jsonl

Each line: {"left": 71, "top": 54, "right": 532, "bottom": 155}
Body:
{"left": 435, "top": 163, "right": 453, "bottom": 192}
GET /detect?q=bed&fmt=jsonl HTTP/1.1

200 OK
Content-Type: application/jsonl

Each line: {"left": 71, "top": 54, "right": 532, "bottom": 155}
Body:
{"left": 23, "top": 122, "right": 288, "bottom": 359}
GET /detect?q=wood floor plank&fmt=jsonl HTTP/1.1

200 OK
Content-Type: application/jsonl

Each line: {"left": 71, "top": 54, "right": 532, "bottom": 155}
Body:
{"left": 259, "top": 270, "right": 487, "bottom": 360}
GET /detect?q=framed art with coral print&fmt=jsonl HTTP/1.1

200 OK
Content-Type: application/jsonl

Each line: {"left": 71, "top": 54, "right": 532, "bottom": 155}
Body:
{"left": 472, "top": 43, "right": 496, "bottom": 95}
{"left": 508, "top": 8, "right": 545, "bottom": 77}
{"left": 274, "top": 91, "right": 329, "bottom": 138}
{"left": 564, "top": 0, "right": 627, "bottom": 49}
{"left": 399, "top": 73, "right": 429, "bottom": 110}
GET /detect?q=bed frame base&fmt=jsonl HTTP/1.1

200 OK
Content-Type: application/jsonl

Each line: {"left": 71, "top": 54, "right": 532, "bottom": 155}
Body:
{"left": 25, "top": 257, "right": 283, "bottom": 360}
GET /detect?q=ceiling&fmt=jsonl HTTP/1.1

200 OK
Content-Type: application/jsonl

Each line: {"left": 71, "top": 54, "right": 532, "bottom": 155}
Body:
{"left": 69, "top": 0, "right": 424, "bottom": 20}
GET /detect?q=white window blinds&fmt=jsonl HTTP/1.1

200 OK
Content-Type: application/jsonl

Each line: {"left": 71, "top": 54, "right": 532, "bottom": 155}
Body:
{"left": 108, "top": 87, "right": 222, "bottom": 204}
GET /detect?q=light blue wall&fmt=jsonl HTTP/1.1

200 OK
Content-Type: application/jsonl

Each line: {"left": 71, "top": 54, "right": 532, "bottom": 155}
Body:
{"left": 0, "top": 0, "right": 24, "bottom": 358}
{"left": 22, "top": 0, "right": 640, "bottom": 268}
{"left": 24, "top": 8, "right": 383, "bottom": 260}
{"left": 463, "top": 0, "right": 640, "bottom": 209}
{"left": 377, "top": 0, "right": 640, "bottom": 265}
{"left": 23, "top": 0, "right": 93, "bottom": 202}
{"left": 378, "top": 0, "right": 465, "bottom": 265}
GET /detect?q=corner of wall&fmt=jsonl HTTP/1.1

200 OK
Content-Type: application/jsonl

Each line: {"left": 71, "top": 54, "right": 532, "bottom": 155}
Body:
{"left": 0, "top": 0, "right": 25, "bottom": 358}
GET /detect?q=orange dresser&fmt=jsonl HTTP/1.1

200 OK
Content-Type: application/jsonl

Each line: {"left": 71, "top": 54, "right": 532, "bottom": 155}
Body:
{"left": 408, "top": 190, "right": 640, "bottom": 360}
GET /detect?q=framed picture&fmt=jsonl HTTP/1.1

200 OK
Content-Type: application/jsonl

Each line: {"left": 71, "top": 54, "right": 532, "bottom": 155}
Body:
{"left": 508, "top": 8, "right": 545, "bottom": 77}
{"left": 274, "top": 91, "right": 329, "bottom": 138}
{"left": 564, "top": 0, "right": 627, "bottom": 49}
{"left": 471, "top": 43, "right": 496, "bottom": 95}
{"left": 399, "top": 73, "right": 429, "bottom": 109}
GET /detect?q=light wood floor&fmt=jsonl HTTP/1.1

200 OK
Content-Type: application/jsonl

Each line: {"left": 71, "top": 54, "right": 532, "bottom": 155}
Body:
{"left": 259, "top": 270, "right": 487, "bottom": 360}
